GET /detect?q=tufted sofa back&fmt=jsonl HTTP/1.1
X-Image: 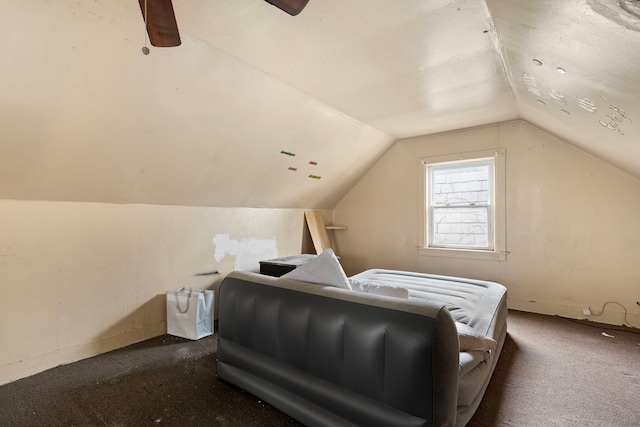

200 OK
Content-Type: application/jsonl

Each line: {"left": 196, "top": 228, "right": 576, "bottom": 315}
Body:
{"left": 217, "top": 271, "right": 460, "bottom": 427}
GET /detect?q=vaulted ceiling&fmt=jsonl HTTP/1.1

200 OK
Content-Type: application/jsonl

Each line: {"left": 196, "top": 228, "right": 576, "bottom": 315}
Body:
{"left": 1, "top": 0, "right": 638, "bottom": 208}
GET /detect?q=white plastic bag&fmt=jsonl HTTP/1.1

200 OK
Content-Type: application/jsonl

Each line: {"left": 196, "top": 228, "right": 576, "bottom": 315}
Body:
{"left": 166, "top": 287, "right": 214, "bottom": 340}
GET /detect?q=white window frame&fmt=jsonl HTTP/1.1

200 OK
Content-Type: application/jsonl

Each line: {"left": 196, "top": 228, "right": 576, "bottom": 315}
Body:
{"left": 418, "top": 149, "right": 507, "bottom": 261}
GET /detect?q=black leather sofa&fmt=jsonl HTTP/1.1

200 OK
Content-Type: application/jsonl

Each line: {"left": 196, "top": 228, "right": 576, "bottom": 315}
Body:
{"left": 217, "top": 269, "right": 507, "bottom": 427}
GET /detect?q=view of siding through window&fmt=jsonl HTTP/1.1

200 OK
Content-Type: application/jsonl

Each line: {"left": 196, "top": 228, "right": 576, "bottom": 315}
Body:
{"left": 429, "top": 160, "right": 493, "bottom": 249}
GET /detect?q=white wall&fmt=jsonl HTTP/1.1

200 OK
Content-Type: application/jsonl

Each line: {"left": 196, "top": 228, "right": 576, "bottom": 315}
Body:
{"left": 0, "top": 1, "right": 394, "bottom": 211}
{"left": 4, "top": 119, "right": 639, "bottom": 386}
{"left": 0, "top": 201, "right": 309, "bottom": 385}
{"left": 333, "top": 120, "right": 640, "bottom": 327}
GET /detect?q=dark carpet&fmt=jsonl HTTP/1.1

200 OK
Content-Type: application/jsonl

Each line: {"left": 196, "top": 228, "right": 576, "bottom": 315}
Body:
{"left": 0, "top": 310, "right": 638, "bottom": 426}
{"left": 468, "top": 311, "right": 640, "bottom": 427}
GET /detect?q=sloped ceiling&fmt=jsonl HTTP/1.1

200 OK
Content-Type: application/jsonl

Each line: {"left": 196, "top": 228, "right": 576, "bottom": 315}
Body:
{"left": 488, "top": 0, "right": 640, "bottom": 178}
{"left": 0, "top": 0, "right": 638, "bottom": 209}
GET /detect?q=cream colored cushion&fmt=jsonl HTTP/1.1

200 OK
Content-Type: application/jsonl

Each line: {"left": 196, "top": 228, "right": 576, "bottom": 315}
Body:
{"left": 455, "top": 322, "right": 497, "bottom": 352}
{"left": 281, "top": 249, "right": 351, "bottom": 290}
{"left": 348, "top": 279, "right": 409, "bottom": 299}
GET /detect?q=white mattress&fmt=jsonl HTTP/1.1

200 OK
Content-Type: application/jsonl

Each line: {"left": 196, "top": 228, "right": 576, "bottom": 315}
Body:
{"left": 349, "top": 269, "right": 507, "bottom": 337}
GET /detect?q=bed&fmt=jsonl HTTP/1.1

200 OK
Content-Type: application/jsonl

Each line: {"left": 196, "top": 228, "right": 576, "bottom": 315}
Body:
{"left": 217, "top": 250, "right": 507, "bottom": 426}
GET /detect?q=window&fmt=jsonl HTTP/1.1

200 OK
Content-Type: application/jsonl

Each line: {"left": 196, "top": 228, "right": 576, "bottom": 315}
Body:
{"left": 418, "top": 149, "right": 506, "bottom": 261}
{"left": 429, "top": 160, "right": 494, "bottom": 250}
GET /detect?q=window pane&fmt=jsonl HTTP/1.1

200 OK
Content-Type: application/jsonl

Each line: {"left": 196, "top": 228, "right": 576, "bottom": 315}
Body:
{"left": 431, "top": 206, "right": 490, "bottom": 248}
{"left": 431, "top": 164, "right": 490, "bottom": 206}
{"left": 428, "top": 159, "right": 494, "bottom": 250}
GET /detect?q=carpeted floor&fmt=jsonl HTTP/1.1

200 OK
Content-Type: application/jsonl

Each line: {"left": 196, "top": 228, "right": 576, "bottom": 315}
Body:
{"left": 0, "top": 310, "right": 638, "bottom": 426}
{"left": 468, "top": 311, "right": 640, "bottom": 427}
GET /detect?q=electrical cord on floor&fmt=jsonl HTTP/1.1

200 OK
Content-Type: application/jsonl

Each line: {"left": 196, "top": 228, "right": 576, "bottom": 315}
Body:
{"left": 556, "top": 316, "right": 640, "bottom": 335}
{"left": 554, "top": 305, "right": 640, "bottom": 335}
{"left": 588, "top": 301, "right": 639, "bottom": 329}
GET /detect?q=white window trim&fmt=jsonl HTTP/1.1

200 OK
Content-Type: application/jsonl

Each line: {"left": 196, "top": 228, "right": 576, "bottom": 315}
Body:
{"left": 418, "top": 148, "right": 507, "bottom": 261}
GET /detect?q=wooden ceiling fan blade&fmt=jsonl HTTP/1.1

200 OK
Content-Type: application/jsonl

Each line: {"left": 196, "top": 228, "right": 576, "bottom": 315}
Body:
{"left": 264, "top": 0, "right": 310, "bottom": 16}
{"left": 139, "top": 0, "right": 181, "bottom": 47}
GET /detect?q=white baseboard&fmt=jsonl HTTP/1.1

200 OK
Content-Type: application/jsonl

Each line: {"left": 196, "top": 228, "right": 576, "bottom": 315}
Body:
{"left": 0, "top": 322, "right": 166, "bottom": 386}
{"left": 508, "top": 297, "right": 640, "bottom": 329}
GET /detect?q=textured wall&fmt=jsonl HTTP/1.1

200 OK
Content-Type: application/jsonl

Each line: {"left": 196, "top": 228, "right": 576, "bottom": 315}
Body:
{"left": 0, "top": 202, "right": 311, "bottom": 385}
{"left": 333, "top": 120, "right": 640, "bottom": 327}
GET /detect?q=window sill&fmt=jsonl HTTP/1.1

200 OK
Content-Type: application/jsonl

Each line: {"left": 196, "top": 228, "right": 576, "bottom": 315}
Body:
{"left": 417, "top": 247, "right": 507, "bottom": 261}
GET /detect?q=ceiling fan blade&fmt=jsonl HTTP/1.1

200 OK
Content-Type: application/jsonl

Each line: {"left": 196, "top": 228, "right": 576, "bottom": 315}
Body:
{"left": 138, "top": 0, "right": 181, "bottom": 47}
{"left": 264, "top": 0, "right": 310, "bottom": 16}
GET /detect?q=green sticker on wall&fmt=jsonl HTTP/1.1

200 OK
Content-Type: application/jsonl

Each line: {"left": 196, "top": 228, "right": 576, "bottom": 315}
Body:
{"left": 308, "top": 175, "right": 321, "bottom": 180}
